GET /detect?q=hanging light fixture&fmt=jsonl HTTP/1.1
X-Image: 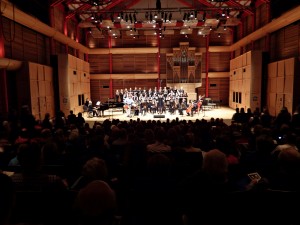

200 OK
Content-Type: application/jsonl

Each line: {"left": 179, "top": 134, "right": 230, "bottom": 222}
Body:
{"left": 80, "top": 0, "right": 112, "bottom": 6}
{"left": 168, "top": 12, "right": 172, "bottom": 21}
{"left": 209, "top": 0, "right": 229, "bottom": 2}
{"left": 156, "top": 0, "right": 161, "bottom": 10}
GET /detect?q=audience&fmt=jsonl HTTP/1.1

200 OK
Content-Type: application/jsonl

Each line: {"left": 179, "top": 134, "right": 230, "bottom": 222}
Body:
{"left": 1, "top": 105, "right": 300, "bottom": 225}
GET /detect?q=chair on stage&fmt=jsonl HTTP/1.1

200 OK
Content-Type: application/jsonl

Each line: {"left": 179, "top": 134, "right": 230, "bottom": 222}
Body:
{"left": 82, "top": 105, "right": 88, "bottom": 116}
{"left": 204, "top": 97, "right": 217, "bottom": 109}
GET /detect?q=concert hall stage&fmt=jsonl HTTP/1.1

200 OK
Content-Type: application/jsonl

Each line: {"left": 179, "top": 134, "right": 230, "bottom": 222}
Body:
{"left": 84, "top": 106, "right": 236, "bottom": 126}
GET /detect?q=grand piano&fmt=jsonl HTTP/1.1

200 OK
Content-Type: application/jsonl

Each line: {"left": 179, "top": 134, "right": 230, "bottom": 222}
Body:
{"left": 100, "top": 98, "right": 124, "bottom": 110}
{"left": 96, "top": 99, "right": 124, "bottom": 116}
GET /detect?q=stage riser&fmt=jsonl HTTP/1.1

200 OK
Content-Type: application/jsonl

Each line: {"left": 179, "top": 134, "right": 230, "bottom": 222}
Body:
{"left": 153, "top": 115, "right": 166, "bottom": 118}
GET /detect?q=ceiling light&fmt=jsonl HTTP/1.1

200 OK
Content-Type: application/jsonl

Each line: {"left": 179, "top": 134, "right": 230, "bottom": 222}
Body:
{"left": 209, "top": 0, "right": 229, "bottom": 2}
{"left": 80, "top": 0, "right": 112, "bottom": 6}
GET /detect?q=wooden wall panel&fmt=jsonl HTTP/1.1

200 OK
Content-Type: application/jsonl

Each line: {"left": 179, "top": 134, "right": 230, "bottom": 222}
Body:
{"left": 270, "top": 23, "right": 299, "bottom": 61}
{"left": 37, "top": 34, "right": 49, "bottom": 64}
{"left": 208, "top": 52, "right": 231, "bottom": 72}
{"left": 112, "top": 79, "right": 124, "bottom": 92}
{"left": 268, "top": 62, "right": 277, "bottom": 78}
{"left": 134, "top": 55, "right": 148, "bottom": 72}
{"left": 53, "top": 7, "right": 64, "bottom": 34}
{"left": 160, "top": 54, "right": 167, "bottom": 74}
{"left": 3, "top": 17, "right": 13, "bottom": 58}
{"left": 123, "top": 54, "right": 136, "bottom": 73}
{"left": 23, "top": 29, "right": 38, "bottom": 62}
{"left": 90, "top": 79, "right": 104, "bottom": 102}
{"left": 283, "top": 25, "right": 299, "bottom": 58}
{"left": 95, "top": 32, "right": 156, "bottom": 48}
{"left": 3, "top": 17, "right": 50, "bottom": 65}
{"left": 146, "top": 54, "right": 158, "bottom": 73}
{"left": 11, "top": 25, "right": 24, "bottom": 61}
{"left": 91, "top": 79, "right": 158, "bottom": 102}
{"left": 123, "top": 80, "right": 137, "bottom": 90}
{"left": 93, "top": 29, "right": 209, "bottom": 49}
{"left": 244, "top": 15, "right": 253, "bottom": 37}
{"left": 200, "top": 77, "right": 229, "bottom": 105}
{"left": 89, "top": 55, "right": 110, "bottom": 74}
{"left": 111, "top": 55, "right": 124, "bottom": 74}
{"left": 256, "top": 3, "right": 269, "bottom": 29}
{"left": 277, "top": 60, "right": 285, "bottom": 77}
{"left": 209, "top": 32, "right": 232, "bottom": 46}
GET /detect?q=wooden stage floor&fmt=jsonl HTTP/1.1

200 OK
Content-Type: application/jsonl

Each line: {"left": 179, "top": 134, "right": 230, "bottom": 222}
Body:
{"left": 83, "top": 106, "right": 236, "bottom": 126}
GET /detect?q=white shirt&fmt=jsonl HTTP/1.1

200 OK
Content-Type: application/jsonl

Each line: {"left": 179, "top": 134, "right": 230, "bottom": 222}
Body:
{"left": 124, "top": 97, "right": 134, "bottom": 105}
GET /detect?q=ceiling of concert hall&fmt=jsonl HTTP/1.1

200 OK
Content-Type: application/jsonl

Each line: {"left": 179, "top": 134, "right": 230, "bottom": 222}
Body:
{"left": 66, "top": 0, "right": 255, "bottom": 38}
{"left": 8, "top": 0, "right": 300, "bottom": 40}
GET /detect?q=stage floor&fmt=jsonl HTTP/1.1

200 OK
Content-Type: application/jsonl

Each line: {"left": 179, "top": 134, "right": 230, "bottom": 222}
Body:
{"left": 83, "top": 106, "right": 236, "bottom": 126}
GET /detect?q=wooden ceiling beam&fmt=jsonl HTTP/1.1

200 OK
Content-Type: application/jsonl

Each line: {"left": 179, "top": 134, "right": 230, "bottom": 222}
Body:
{"left": 66, "top": 3, "right": 92, "bottom": 19}
{"left": 50, "top": 0, "right": 65, "bottom": 7}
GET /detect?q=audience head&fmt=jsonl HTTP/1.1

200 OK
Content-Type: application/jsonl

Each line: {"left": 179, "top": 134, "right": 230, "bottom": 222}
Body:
{"left": 75, "top": 180, "right": 116, "bottom": 225}
{"left": 82, "top": 157, "right": 108, "bottom": 181}
{"left": 147, "top": 153, "right": 172, "bottom": 178}
{"left": 278, "top": 147, "right": 300, "bottom": 173}
{"left": 41, "top": 142, "right": 60, "bottom": 165}
{"left": 154, "top": 127, "right": 166, "bottom": 143}
{"left": 17, "top": 142, "right": 42, "bottom": 173}
{"left": 202, "top": 149, "right": 228, "bottom": 181}
{"left": 184, "top": 132, "right": 196, "bottom": 147}
{"left": 255, "top": 134, "right": 275, "bottom": 155}
{"left": 0, "top": 173, "right": 15, "bottom": 225}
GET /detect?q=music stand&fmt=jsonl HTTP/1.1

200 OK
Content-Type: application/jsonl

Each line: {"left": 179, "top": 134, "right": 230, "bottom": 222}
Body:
{"left": 202, "top": 99, "right": 207, "bottom": 117}
{"left": 203, "top": 106, "right": 206, "bottom": 117}
{"left": 108, "top": 98, "right": 115, "bottom": 121}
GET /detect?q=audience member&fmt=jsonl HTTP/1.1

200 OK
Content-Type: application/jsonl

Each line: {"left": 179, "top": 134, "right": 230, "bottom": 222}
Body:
{"left": 70, "top": 157, "right": 108, "bottom": 191}
{"left": 73, "top": 180, "right": 117, "bottom": 225}
{"left": 0, "top": 173, "right": 15, "bottom": 225}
